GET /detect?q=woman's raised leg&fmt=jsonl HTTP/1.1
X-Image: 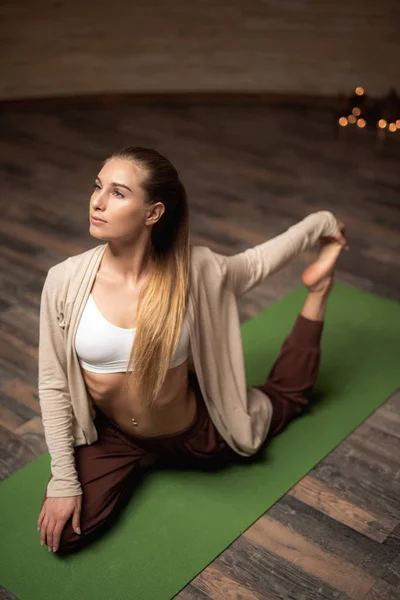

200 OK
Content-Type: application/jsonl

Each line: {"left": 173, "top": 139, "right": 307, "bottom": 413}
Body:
{"left": 255, "top": 239, "right": 344, "bottom": 438}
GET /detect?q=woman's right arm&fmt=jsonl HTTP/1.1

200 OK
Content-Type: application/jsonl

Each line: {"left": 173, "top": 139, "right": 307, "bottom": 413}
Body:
{"left": 38, "top": 266, "right": 82, "bottom": 498}
{"left": 211, "top": 211, "right": 342, "bottom": 297}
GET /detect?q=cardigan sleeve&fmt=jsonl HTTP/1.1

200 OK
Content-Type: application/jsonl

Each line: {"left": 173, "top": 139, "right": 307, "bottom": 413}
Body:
{"left": 38, "top": 266, "right": 83, "bottom": 497}
{"left": 211, "top": 211, "right": 339, "bottom": 297}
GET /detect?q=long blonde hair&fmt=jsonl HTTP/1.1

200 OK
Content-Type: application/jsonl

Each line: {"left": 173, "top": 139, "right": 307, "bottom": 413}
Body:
{"left": 106, "top": 146, "right": 190, "bottom": 409}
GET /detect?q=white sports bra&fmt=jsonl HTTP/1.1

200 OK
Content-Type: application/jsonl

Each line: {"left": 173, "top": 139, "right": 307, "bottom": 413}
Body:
{"left": 75, "top": 293, "right": 190, "bottom": 373}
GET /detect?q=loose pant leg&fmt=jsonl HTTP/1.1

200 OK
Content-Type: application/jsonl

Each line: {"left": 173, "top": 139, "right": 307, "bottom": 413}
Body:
{"left": 254, "top": 313, "right": 324, "bottom": 439}
{"left": 40, "top": 410, "right": 159, "bottom": 555}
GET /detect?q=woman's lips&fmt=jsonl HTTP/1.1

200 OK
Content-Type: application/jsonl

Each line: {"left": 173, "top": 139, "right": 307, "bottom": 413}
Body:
{"left": 91, "top": 217, "right": 107, "bottom": 224}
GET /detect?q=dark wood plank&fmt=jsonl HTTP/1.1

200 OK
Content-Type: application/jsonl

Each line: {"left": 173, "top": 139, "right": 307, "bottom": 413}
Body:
{"left": 208, "top": 535, "right": 354, "bottom": 600}
{"left": 268, "top": 495, "right": 398, "bottom": 579}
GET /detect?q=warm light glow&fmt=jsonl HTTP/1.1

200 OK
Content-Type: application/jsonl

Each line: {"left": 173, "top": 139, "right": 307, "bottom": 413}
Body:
{"left": 352, "top": 107, "right": 361, "bottom": 116}
{"left": 357, "top": 118, "right": 366, "bottom": 128}
{"left": 378, "top": 119, "right": 387, "bottom": 129}
{"left": 355, "top": 87, "right": 365, "bottom": 96}
{"left": 338, "top": 117, "right": 348, "bottom": 126}
{"left": 396, "top": 120, "right": 400, "bottom": 128}
{"left": 388, "top": 123, "right": 397, "bottom": 132}
{"left": 348, "top": 114, "right": 357, "bottom": 124}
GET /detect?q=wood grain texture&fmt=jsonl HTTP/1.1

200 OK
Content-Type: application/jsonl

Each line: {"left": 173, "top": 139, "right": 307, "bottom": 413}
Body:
{"left": 287, "top": 475, "right": 398, "bottom": 543}
{"left": 243, "top": 515, "right": 374, "bottom": 599}
{"left": 0, "top": 98, "right": 399, "bottom": 600}
{"left": 1, "top": 0, "right": 399, "bottom": 100}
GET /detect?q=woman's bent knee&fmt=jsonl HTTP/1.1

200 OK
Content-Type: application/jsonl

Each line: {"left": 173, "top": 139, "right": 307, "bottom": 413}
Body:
{"left": 57, "top": 518, "right": 110, "bottom": 555}
{"left": 56, "top": 496, "right": 129, "bottom": 555}
{"left": 56, "top": 520, "right": 88, "bottom": 555}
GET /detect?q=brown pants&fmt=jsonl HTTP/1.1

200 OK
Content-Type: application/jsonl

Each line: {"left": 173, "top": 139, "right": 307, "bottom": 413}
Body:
{"left": 41, "top": 313, "right": 323, "bottom": 555}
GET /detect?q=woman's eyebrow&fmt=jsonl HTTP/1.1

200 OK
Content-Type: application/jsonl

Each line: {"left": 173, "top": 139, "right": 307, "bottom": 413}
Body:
{"left": 95, "top": 176, "right": 133, "bottom": 193}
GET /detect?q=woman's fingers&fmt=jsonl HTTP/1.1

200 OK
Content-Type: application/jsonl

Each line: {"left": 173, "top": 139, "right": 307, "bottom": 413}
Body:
{"left": 40, "top": 515, "right": 50, "bottom": 547}
{"left": 51, "top": 522, "right": 68, "bottom": 553}
{"left": 339, "top": 232, "right": 349, "bottom": 250}
{"left": 336, "top": 230, "right": 347, "bottom": 246}
{"left": 72, "top": 500, "right": 82, "bottom": 536}
{"left": 37, "top": 506, "right": 45, "bottom": 531}
{"left": 38, "top": 496, "right": 80, "bottom": 551}
{"left": 333, "top": 221, "right": 349, "bottom": 250}
{"left": 40, "top": 516, "right": 64, "bottom": 552}
{"left": 46, "top": 519, "right": 57, "bottom": 552}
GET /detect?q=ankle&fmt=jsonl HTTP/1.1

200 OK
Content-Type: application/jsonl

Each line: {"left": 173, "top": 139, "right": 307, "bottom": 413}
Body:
{"left": 307, "top": 288, "right": 331, "bottom": 301}
{"left": 300, "top": 289, "right": 329, "bottom": 322}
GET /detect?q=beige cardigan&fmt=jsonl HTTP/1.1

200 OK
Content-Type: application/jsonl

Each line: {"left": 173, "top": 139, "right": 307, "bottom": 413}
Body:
{"left": 39, "top": 211, "right": 338, "bottom": 497}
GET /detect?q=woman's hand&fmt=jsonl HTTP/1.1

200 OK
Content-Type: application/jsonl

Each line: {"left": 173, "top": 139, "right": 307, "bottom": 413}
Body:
{"left": 324, "top": 219, "right": 349, "bottom": 250}
{"left": 38, "top": 495, "right": 82, "bottom": 552}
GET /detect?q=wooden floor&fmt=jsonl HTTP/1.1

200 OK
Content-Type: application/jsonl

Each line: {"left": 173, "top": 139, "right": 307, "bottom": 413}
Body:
{"left": 0, "top": 98, "right": 399, "bottom": 600}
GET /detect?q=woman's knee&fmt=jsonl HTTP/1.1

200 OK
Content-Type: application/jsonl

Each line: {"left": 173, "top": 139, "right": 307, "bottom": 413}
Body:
{"left": 56, "top": 478, "right": 139, "bottom": 555}
{"left": 57, "top": 511, "right": 118, "bottom": 555}
{"left": 57, "top": 519, "right": 86, "bottom": 555}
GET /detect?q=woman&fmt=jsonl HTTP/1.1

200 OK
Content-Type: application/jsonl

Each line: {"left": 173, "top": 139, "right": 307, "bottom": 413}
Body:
{"left": 37, "top": 146, "right": 347, "bottom": 555}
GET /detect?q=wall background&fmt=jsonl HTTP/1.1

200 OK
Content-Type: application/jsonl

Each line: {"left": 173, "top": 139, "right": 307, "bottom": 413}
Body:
{"left": 1, "top": 0, "right": 399, "bottom": 101}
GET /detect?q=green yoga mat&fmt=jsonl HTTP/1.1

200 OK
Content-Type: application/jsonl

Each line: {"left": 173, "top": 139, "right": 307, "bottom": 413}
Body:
{"left": 1, "top": 282, "right": 399, "bottom": 600}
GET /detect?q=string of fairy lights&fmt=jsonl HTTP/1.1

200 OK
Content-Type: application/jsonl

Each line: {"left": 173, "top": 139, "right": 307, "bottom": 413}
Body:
{"left": 336, "top": 87, "right": 400, "bottom": 138}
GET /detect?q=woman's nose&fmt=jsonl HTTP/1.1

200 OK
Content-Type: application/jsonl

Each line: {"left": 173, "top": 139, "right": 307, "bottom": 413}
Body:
{"left": 92, "top": 192, "right": 106, "bottom": 209}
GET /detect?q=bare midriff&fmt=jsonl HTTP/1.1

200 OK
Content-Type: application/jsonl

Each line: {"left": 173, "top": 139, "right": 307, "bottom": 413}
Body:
{"left": 82, "top": 359, "right": 198, "bottom": 438}
{"left": 82, "top": 252, "right": 198, "bottom": 438}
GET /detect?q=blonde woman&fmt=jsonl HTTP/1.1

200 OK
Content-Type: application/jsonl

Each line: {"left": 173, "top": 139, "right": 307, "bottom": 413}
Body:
{"left": 37, "top": 146, "right": 348, "bottom": 554}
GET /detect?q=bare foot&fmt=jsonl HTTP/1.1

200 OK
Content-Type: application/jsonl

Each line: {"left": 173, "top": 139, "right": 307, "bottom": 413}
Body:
{"left": 302, "top": 238, "right": 344, "bottom": 293}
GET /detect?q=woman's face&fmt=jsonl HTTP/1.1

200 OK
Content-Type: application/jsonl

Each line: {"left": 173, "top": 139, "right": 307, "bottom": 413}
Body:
{"left": 89, "top": 157, "right": 164, "bottom": 241}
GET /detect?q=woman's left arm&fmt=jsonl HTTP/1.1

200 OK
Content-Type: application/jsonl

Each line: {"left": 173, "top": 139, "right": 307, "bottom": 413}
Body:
{"left": 211, "top": 211, "right": 342, "bottom": 297}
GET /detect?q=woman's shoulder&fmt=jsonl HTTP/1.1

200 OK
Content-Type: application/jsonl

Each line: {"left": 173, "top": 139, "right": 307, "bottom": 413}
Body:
{"left": 190, "top": 244, "right": 227, "bottom": 282}
{"left": 45, "top": 244, "right": 105, "bottom": 288}
{"left": 190, "top": 244, "right": 218, "bottom": 269}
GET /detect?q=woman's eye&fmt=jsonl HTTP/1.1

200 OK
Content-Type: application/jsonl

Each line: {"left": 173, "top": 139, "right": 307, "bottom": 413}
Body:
{"left": 91, "top": 183, "right": 123, "bottom": 198}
